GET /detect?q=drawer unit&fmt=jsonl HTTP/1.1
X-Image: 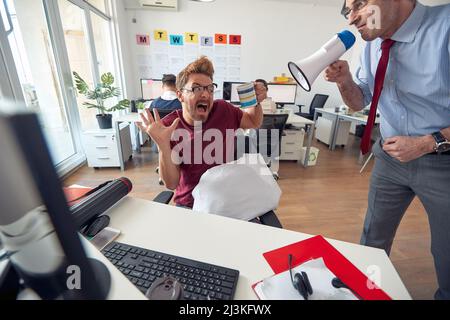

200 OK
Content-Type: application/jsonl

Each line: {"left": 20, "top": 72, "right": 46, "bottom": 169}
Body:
{"left": 82, "top": 132, "right": 117, "bottom": 148}
{"left": 82, "top": 124, "right": 132, "bottom": 169}
{"left": 280, "top": 129, "right": 304, "bottom": 161}
{"left": 280, "top": 149, "right": 301, "bottom": 161}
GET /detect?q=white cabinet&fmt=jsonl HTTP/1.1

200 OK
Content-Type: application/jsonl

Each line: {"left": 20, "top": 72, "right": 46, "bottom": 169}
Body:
{"left": 82, "top": 123, "right": 132, "bottom": 170}
{"left": 315, "top": 117, "right": 351, "bottom": 147}
{"left": 280, "top": 128, "right": 305, "bottom": 161}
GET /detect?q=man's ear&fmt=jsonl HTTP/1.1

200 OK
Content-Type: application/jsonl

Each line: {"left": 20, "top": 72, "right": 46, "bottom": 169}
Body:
{"left": 177, "top": 90, "right": 184, "bottom": 102}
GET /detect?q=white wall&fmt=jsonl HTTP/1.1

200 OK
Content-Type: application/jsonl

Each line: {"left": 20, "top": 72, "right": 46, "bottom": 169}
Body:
{"left": 114, "top": 0, "right": 135, "bottom": 101}
{"left": 116, "top": 0, "right": 449, "bottom": 109}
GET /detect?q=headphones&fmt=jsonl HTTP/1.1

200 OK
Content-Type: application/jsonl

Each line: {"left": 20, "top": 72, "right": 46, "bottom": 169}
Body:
{"left": 288, "top": 254, "right": 313, "bottom": 300}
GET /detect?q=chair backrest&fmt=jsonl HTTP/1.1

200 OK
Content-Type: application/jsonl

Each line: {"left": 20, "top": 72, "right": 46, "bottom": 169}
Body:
{"left": 309, "top": 94, "right": 329, "bottom": 115}
{"left": 151, "top": 107, "right": 178, "bottom": 120}
{"left": 257, "top": 113, "right": 289, "bottom": 158}
{"left": 260, "top": 113, "right": 289, "bottom": 131}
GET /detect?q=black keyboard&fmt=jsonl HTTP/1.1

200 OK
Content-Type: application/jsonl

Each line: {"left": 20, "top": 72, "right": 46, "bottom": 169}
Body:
{"left": 101, "top": 241, "right": 239, "bottom": 300}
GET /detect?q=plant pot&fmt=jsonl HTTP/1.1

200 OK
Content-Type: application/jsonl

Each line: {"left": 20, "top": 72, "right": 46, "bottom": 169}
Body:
{"left": 96, "top": 114, "right": 112, "bottom": 129}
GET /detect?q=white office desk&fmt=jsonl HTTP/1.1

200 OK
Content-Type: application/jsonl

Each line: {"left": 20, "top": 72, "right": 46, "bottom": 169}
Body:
{"left": 115, "top": 113, "right": 144, "bottom": 159}
{"left": 98, "top": 196, "right": 411, "bottom": 300}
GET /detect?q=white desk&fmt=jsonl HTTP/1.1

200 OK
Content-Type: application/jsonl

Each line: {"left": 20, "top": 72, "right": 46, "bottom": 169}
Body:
{"left": 312, "top": 108, "right": 380, "bottom": 151}
{"left": 97, "top": 196, "right": 411, "bottom": 300}
{"left": 115, "top": 113, "right": 144, "bottom": 153}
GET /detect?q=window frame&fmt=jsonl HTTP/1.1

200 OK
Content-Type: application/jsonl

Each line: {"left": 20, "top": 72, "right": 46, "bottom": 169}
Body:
{"left": 0, "top": 0, "right": 125, "bottom": 177}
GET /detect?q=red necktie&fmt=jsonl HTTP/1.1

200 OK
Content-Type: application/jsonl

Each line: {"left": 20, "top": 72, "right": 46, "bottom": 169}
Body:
{"left": 360, "top": 39, "right": 395, "bottom": 155}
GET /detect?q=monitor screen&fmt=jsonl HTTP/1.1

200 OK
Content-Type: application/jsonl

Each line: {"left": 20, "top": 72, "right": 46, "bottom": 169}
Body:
{"left": 267, "top": 84, "right": 297, "bottom": 104}
{"left": 223, "top": 81, "right": 244, "bottom": 104}
{"left": 141, "top": 79, "right": 163, "bottom": 100}
{"left": 0, "top": 110, "right": 110, "bottom": 299}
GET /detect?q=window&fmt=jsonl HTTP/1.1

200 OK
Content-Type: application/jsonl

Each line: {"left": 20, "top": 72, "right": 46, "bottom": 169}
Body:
{"left": 59, "top": 0, "right": 98, "bottom": 131}
{"left": 86, "top": 0, "right": 106, "bottom": 13}
{"left": 0, "top": 0, "right": 123, "bottom": 175}
{"left": 2, "top": 0, "right": 76, "bottom": 165}
{"left": 59, "top": 0, "right": 120, "bottom": 131}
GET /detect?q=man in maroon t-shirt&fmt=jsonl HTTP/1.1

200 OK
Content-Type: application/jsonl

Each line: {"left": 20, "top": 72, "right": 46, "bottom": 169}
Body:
{"left": 137, "top": 56, "right": 267, "bottom": 208}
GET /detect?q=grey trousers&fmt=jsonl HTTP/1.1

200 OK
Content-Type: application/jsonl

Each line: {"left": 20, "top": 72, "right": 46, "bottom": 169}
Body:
{"left": 361, "top": 139, "right": 450, "bottom": 300}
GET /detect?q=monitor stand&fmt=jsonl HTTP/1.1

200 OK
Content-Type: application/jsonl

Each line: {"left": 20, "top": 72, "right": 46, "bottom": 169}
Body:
{"left": 64, "top": 257, "right": 111, "bottom": 299}
{"left": 8, "top": 257, "right": 111, "bottom": 300}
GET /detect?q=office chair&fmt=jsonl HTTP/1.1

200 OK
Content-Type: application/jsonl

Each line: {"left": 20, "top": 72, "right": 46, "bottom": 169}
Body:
{"left": 295, "top": 94, "right": 329, "bottom": 120}
{"left": 152, "top": 143, "right": 284, "bottom": 229}
{"left": 247, "top": 113, "right": 289, "bottom": 181}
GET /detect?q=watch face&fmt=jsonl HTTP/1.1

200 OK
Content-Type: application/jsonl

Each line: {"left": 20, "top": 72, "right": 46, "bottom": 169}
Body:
{"left": 437, "top": 142, "right": 450, "bottom": 153}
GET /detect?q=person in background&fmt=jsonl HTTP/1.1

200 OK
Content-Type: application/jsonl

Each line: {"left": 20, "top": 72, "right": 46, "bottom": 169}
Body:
{"left": 255, "top": 79, "right": 268, "bottom": 92}
{"left": 150, "top": 74, "right": 182, "bottom": 110}
{"left": 137, "top": 56, "right": 267, "bottom": 208}
{"left": 325, "top": 0, "right": 450, "bottom": 299}
{"left": 255, "top": 79, "right": 277, "bottom": 114}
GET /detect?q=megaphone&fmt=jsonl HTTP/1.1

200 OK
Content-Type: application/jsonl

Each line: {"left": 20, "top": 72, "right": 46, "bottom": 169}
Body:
{"left": 288, "top": 30, "right": 356, "bottom": 92}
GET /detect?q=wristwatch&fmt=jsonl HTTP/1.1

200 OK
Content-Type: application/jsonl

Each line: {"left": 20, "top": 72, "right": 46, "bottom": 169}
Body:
{"left": 431, "top": 131, "right": 450, "bottom": 153}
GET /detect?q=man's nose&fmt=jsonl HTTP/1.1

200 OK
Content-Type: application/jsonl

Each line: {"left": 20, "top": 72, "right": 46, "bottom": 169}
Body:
{"left": 200, "top": 87, "right": 211, "bottom": 98}
{"left": 348, "top": 10, "right": 359, "bottom": 26}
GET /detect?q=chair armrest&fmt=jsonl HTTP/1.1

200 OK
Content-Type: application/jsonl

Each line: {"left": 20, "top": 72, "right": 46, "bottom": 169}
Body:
{"left": 258, "top": 211, "right": 283, "bottom": 228}
{"left": 296, "top": 104, "right": 308, "bottom": 113}
{"left": 152, "top": 191, "right": 174, "bottom": 204}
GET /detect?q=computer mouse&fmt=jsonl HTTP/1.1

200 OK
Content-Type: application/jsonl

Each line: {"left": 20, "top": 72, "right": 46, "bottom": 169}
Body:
{"left": 145, "top": 276, "right": 183, "bottom": 300}
{"left": 84, "top": 215, "right": 110, "bottom": 238}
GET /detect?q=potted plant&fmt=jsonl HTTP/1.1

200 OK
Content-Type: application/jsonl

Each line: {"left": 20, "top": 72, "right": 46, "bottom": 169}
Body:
{"left": 73, "top": 71, "right": 130, "bottom": 129}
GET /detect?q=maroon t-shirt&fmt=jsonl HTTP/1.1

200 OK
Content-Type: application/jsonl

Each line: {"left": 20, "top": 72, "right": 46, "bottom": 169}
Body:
{"left": 161, "top": 100, "right": 244, "bottom": 207}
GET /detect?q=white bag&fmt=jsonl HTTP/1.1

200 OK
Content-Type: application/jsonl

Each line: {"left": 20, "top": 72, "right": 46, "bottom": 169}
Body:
{"left": 192, "top": 154, "right": 282, "bottom": 221}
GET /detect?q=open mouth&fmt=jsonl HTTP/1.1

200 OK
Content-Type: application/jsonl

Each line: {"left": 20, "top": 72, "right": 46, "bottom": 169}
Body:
{"left": 196, "top": 103, "right": 208, "bottom": 113}
{"left": 357, "top": 24, "right": 366, "bottom": 31}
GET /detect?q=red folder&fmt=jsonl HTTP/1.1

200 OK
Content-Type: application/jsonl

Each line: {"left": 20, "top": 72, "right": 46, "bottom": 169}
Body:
{"left": 64, "top": 185, "right": 93, "bottom": 205}
{"left": 262, "top": 235, "right": 391, "bottom": 300}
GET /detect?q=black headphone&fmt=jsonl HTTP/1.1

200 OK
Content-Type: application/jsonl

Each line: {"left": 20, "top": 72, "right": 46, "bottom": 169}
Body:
{"left": 288, "top": 254, "right": 313, "bottom": 300}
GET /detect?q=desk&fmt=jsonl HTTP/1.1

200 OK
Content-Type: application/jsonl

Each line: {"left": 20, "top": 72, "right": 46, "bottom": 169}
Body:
{"left": 263, "top": 110, "right": 315, "bottom": 166}
{"left": 312, "top": 109, "right": 379, "bottom": 151}
{"left": 95, "top": 196, "right": 411, "bottom": 300}
{"left": 115, "top": 113, "right": 143, "bottom": 151}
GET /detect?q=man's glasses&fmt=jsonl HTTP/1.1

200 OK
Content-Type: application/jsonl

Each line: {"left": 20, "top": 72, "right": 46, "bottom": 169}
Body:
{"left": 288, "top": 254, "right": 313, "bottom": 300}
{"left": 341, "top": 0, "right": 369, "bottom": 20}
{"left": 183, "top": 83, "right": 217, "bottom": 95}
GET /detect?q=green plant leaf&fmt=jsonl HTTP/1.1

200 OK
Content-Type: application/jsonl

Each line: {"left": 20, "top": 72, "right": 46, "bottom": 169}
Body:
{"left": 86, "top": 90, "right": 99, "bottom": 100}
{"left": 101, "top": 73, "right": 114, "bottom": 86}
{"left": 107, "top": 99, "right": 130, "bottom": 112}
{"left": 111, "top": 87, "right": 121, "bottom": 97}
{"left": 73, "top": 71, "right": 89, "bottom": 95}
{"left": 136, "top": 102, "right": 145, "bottom": 110}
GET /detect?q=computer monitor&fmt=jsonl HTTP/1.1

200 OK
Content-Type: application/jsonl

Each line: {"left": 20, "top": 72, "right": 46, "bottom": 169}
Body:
{"left": 141, "top": 79, "right": 163, "bottom": 100}
{"left": 0, "top": 108, "right": 110, "bottom": 299}
{"left": 267, "top": 83, "right": 298, "bottom": 105}
{"left": 223, "top": 81, "right": 244, "bottom": 104}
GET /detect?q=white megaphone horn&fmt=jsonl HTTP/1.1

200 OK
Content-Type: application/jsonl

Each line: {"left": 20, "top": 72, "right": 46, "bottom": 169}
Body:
{"left": 288, "top": 30, "right": 356, "bottom": 92}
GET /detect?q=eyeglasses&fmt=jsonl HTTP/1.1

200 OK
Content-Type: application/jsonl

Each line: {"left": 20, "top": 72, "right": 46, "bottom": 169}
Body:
{"left": 288, "top": 254, "right": 313, "bottom": 300}
{"left": 341, "top": 0, "right": 369, "bottom": 20}
{"left": 182, "top": 83, "right": 217, "bottom": 95}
